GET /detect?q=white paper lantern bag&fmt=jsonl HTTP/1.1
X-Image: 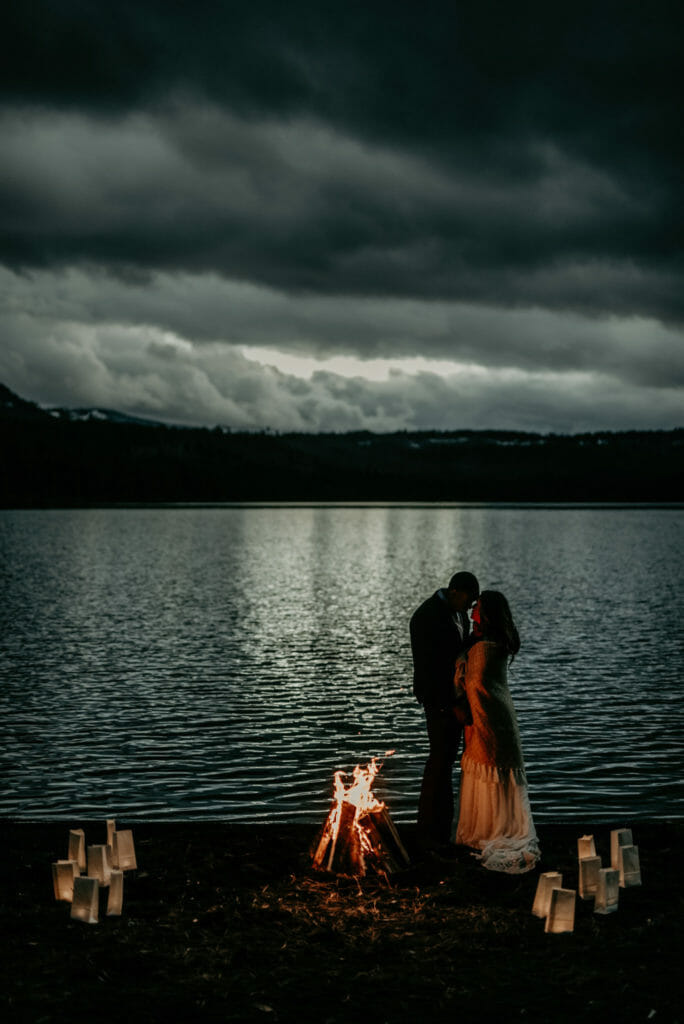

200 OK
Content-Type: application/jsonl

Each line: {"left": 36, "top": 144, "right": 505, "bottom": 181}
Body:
{"left": 107, "top": 870, "right": 124, "bottom": 916}
{"left": 67, "top": 829, "right": 86, "bottom": 872}
{"left": 577, "top": 834, "right": 596, "bottom": 859}
{"left": 594, "top": 868, "right": 620, "bottom": 914}
{"left": 545, "top": 888, "right": 576, "bottom": 934}
{"left": 70, "top": 876, "right": 99, "bottom": 924}
{"left": 611, "top": 828, "right": 633, "bottom": 870}
{"left": 112, "top": 830, "right": 137, "bottom": 871}
{"left": 52, "top": 860, "right": 78, "bottom": 902}
{"left": 87, "top": 844, "right": 112, "bottom": 886}
{"left": 618, "top": 844, "right": 641, "bottom": 887}
{"left": 532, "top": 872, "right": 563, "bottom": 918}
{"left": 579, "top": 855, "right": 602, "bottom": 900}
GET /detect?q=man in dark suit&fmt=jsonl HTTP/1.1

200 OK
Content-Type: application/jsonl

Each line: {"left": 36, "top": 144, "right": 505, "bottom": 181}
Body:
{"left": 410, "top": 570, "right": 480, "bottom": 852}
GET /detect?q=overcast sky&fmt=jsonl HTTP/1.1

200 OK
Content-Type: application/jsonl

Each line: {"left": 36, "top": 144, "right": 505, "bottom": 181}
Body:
{"left": 1, "top": 1, "right": 682, "bottom": 432}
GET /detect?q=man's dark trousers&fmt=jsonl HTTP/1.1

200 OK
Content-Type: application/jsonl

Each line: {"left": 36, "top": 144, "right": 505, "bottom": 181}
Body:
{"left": 417, "top": 706, "right": 463, "bottom": 846}
{"left": 410, "top": 589, "right": 469, "bottom": 848}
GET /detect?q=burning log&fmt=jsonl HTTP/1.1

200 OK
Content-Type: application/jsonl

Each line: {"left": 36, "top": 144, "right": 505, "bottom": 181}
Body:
{"left": 366, "top": 807, "right": 410, "bottom": 874}
{"left": 312, "top": 757, "right": 410, "bottom": 877}
{"left": 326, "top": 800, "right": 363, "bottom": 874}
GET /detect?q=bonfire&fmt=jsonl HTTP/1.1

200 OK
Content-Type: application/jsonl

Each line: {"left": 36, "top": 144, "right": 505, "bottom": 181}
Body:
{"left": 311, "top": 754, "right": 410, "bottom": 877}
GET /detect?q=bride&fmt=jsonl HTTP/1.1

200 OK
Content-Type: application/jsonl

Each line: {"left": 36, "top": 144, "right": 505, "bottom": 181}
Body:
{"left": 455, "top": 590, "right": 540, "bottom": 873}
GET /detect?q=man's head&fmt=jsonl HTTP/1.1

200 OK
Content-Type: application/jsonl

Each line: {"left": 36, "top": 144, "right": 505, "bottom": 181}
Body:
{"left": 446, "top": 571, "right": 480, "bottom": 613}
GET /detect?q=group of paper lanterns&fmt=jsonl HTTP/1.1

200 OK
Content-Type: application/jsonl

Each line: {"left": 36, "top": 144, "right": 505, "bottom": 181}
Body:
{"left": 51, "top": 819, "right": 137, "bottom": 924}
{"left": 533, "top": 828, "right": 641, "bottom": 933}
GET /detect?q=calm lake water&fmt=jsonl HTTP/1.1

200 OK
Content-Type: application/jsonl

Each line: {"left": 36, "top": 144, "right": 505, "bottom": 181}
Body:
{"left": 1, "top": 504, "right": 682, "bottom": 825}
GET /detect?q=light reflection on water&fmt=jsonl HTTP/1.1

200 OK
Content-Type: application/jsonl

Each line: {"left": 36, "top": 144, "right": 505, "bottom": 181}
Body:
{"left": 0, "top": 505, "right": 682, "bottom": 823}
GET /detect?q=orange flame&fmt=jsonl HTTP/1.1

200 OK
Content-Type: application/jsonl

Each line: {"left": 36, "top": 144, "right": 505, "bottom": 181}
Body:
{"left": 325, "top": 753, "right": 394, "bottom": 867}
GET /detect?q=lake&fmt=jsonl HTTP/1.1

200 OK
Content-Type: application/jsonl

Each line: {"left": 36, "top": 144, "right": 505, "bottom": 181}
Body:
{"left": 1, "top": 504, "right": 682, "bottom": 824}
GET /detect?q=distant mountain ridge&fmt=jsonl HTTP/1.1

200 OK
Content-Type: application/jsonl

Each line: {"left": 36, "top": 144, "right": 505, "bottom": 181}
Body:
{"left": 48, "top": 406, "right": 168, "bottom": 427}
{"left": 1, "top": 382, "right": 681, "bottom": 505}
{"left": 0, "top": 382, "right": 51, "bottom": 420}
{"left": 0, "top": 383, "right": 166, "bottom": 427}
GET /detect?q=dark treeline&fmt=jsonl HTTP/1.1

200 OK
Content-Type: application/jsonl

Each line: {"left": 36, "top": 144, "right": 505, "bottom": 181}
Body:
{"left": 1, "top": 384, "right": 681, "bottom": 505}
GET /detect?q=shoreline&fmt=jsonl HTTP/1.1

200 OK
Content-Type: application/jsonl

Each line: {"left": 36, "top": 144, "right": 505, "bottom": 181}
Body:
{"left": 2, "top": 820, "right": 682, "bottom": 1023}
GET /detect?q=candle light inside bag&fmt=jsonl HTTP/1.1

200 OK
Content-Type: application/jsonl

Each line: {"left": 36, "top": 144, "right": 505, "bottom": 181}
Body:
{"left": 577, "top": 834, "right": 596, "bottom": 859}
{"left": 579, "top": 856, "right": 602, "bottom": 900}
{"left": 532, "top": 872, "right": 563, "bottom": 918}
{"left": 68, "top": 829, "right": 86, "bottom": 872}
{"left": 618, "top": 845, "right": 641, "bottom": 887}
{"left": 107, "top": 870, "right": 124, "bottom": 916}
{"left": 611, "top": 828, "right": 633, "bottom": 869}
{"left": 70, "top": 876, "right": 99, "bottom": 924}
{"left": 112, "top": 830, "right": 137, "bottom": 871}
{"left": 52, "top": 860, "right": 78, "bottom": 901}
{"left": 545, "top": 888, "right": 576, "bottom": 934}
{"left": 87, "top": 844, "right": 111, "bottom": 886}
{"left": 594, "top": 868, "right": 620, "bottom": 914}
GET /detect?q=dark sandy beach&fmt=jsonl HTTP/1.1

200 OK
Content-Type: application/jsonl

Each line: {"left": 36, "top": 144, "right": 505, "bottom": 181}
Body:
{"left": 1, "top": 821, "right": 682, "bottom": 1023}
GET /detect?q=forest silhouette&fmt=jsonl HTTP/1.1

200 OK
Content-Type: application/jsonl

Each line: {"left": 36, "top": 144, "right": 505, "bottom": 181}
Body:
{"left": 1, "top": 383, "right": 680, "bottom": 505}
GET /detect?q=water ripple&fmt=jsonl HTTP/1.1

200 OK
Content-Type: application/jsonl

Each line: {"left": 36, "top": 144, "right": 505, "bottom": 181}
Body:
{"left": 1, "top": 505, "right": 682, "bottom": 822}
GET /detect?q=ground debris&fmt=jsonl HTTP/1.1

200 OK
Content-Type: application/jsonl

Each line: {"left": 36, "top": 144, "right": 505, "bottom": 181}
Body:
{"left": 1, "top": 821, "right": 682, "bottom": 1024}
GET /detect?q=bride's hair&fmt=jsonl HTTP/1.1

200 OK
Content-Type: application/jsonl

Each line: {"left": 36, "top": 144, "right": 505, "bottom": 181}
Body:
{"left": 478, "top": 590, "right": 520, "bottom": 659}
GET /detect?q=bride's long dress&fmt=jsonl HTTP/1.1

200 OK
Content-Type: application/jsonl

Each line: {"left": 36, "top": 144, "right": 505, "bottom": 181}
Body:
{"left": 455, "top": 639, "right": 540, "bottom": 873}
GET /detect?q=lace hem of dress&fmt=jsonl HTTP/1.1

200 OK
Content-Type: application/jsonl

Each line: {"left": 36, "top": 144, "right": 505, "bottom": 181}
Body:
{"left": 456, "top": 759, "right": 540, "bottom": 873}
{"left": 471, "top": 834, "right": 541, "bottom": 874}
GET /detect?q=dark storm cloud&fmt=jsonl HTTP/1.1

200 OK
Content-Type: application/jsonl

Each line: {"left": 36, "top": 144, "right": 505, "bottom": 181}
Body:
{"left": 2, "top": 1, "right": 682, "bottom": 322}
{"left": 3, "top": 266, "right": 682, "bottom": 388}
{"left": 6, "top": 1, "right": 682, "bottom": 171}
{"left": 2, "top": 291, "right": 680, "bottom": 434}
{"left": 1, "top": 1, "right": 682, "bottom": 433}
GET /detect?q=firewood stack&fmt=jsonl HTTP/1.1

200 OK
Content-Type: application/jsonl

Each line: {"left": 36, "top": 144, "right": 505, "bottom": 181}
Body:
{"left": 311, "top": 759, "right": 410, "bottom": 877}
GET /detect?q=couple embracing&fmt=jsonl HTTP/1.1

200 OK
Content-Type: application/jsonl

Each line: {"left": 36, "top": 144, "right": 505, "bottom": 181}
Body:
{"left": 410, "top": 571, "right": 540, "bottom": 873}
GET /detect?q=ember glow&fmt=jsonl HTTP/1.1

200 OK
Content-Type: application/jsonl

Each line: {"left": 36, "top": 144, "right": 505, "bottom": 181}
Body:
{"left": 312, "top": 752, "right": 409, "bottom": 877}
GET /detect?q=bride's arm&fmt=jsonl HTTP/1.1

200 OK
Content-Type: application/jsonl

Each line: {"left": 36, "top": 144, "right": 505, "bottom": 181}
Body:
{"left": 464, "top": 640, "right": 490, "bottom": 691}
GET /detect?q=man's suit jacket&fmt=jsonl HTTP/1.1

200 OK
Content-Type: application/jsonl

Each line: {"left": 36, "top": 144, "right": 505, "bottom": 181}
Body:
{"left": 410, "top": 590, "right": 470, "bottom": 710}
